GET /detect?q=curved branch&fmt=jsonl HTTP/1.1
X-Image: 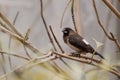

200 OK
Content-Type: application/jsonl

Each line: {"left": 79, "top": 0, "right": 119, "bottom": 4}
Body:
{"left": 92, "top": 0, "right": 120, "bottom": 50}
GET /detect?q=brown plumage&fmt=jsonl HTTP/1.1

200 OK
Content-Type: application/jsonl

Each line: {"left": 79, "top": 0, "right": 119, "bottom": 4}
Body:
{"left": 62, "top": 27, "right": 104, "bottom": 59}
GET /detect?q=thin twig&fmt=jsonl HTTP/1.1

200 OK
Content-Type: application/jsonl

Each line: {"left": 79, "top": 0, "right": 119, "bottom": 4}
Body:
{"left": 0, "top": 38, "right": 6, "bottom": 79}
{"left": 0, "top": 12, "right": 23, "bottom": 37}
{"left": 0, "top": 58, "right": 36, "bottom": 80}
{"left": 9, "top": 11, "right": 19, "bottom": 69}
{"left": 27, "top": 56, "right": 55, "bottom": 69}
{"left": 110, "top": 32, "right": 120, "bottom": 50}
{"left": 23, "top": 28, "right": 32, "bottom": 58}
{"left": 0, "top": 11, "right": 33, "bottom": 71}
{"left": 71, "top": 0, "right": 77, "bottom": 32}
{"left": 0, "top": 51, "right": 53, "bottom": 80}
{"left": 39, "top": 0, "right": 71, "bottom": 71}
{"left": 75, "top": 0, "right": 82, "bottom": 35}
{"left": 51, "top": 61, "right": 66, "bottom": 73}
{"left": 49, "top": 25, "right": 64, "bottom": 53}
{"left": 92, "top": 0, "right": 120, "bottom": 50}
{"left": 13, "top": 12, "right": 19, "bottom": 25}
{"left": 102, "top": 0, "right": 120, "bottom": 19}
{"left": 23, "top": 46, "right": 32, "bottom": 58}
{"left": 40, "top": 0, "right": 57, "bottom": 51}
{"left": 100, "top": 0, "right": 113, "bottom": 54}
{"left": 0, "top": 25, "right": 42, "bottom": 55}
{"left": 0, "top": 51, "right": 30, "bottom": 60}
{"left": 49, "top": 25, "right": 72, "bottom": 69}
{"left": 60, "top": 0, "right": 71, "bottom": 28}
{"left": 92, "top": 0, "right": 114, "bottom": 40}
{"left": 0, "top": 37, "right": 5, "bottom": 61}
{"left": 8, "top": 38, "right": 12, "bottom": 70}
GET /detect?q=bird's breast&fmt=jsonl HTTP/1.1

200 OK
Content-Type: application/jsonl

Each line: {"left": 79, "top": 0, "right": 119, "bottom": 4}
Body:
{"left": 67, "top": 38, "right": 81, "bottom": 51}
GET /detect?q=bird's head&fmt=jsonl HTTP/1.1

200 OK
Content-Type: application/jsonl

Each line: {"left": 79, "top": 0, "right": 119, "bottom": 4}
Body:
{"left": 62, "top": 27, "right": 74, "bottom": 36}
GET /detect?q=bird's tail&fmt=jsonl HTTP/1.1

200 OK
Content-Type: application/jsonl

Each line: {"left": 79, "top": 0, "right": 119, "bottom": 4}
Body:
{"left": 95, "top": 52, "right": 105, "bottom": 59}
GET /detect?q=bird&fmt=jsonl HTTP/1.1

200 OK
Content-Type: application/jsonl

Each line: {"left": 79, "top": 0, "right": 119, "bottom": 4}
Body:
{"left": 62, "top": 27, "right": 104, "bottom": 59}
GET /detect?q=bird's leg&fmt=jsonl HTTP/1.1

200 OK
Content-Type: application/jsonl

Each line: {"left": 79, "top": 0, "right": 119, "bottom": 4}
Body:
{"left": 70, "top": 51, "right": 82, "bottom": 58}
{"left": 69, "top": 52, "right": 76, "bottom": 56}
{"left": 75, "top": 51, "right": 81, "bottom": 58}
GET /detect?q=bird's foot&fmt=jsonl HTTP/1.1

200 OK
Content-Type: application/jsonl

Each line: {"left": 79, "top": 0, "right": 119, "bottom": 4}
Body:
{"left": 70, "top": 52, "right": 81, "bottom": 58}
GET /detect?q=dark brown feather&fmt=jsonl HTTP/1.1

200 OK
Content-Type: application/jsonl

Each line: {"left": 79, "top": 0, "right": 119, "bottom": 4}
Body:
{"left": 68, "top": 33, "right": 94, "bottom": 53}
{"left": 62, "top": 27, "right": 104, "bottom": 59}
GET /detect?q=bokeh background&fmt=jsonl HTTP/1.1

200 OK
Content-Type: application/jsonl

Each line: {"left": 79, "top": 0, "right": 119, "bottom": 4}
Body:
{"left": 0, "top": 0, "right": 120, "bottom": 80}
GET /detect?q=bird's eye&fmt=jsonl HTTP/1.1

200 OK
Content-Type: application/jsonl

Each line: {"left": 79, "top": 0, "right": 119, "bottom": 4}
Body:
{"left": 62, "top": 28, "right": 69, "bottom": 35}
{"left": 64, "top": 30, "right": 68, "bottom": 34}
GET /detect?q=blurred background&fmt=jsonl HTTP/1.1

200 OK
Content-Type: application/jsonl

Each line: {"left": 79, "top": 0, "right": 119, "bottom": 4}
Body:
{"left": 0, "top": 0, "right": 120, "bottom": 80}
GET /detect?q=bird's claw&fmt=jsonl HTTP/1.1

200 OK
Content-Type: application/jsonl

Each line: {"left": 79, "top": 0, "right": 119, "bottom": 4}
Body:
{"left": 70, "top": 52, "right": 81, "bottom": 58}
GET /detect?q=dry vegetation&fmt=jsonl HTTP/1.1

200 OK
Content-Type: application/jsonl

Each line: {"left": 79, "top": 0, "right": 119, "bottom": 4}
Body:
{"left": 0, "top": 0, "right": 120, "bottom": 80}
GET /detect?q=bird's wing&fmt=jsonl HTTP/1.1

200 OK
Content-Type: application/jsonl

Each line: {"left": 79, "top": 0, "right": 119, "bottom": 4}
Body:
{"left": 68, "top": 34, "right": 93, "bottom": 52}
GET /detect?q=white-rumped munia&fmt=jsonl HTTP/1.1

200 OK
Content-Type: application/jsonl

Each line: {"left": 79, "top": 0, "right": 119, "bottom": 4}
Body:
{"left": 62, "top": 27, "right": 104, "bottom": 59}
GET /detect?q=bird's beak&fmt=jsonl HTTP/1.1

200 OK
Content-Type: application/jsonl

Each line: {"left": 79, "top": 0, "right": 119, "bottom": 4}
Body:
{"left": 62, "top": 29, "right": 65, "bottom": 32}
{"left": 62, "top": 30, "right": 64, "bottom": 32}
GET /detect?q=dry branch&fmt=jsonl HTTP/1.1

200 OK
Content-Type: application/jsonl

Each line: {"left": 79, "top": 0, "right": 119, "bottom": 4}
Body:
{"left": 0, "top": 25, "right": 42, "bottom": 55}
{"left": 71, "top": 0, "right": 77, "bottom": 32}
{"left": 0, "top": 51, "right": 53, "bottom": 80}
{"left": 40, "top": 0, "right": 57, "bottom": 51}
{"left": 49, "top": 25, "right": 64, "bottom": 53}
{"left": 49, "top": 25, "right": 72, "bottom": 69}
{"left": 0, "top": 51, "right": 30, "bottom": 60}
{"left": 40, "top": 0, "right": 72, "bottom": 71}
{"left": 75, "top": 0, "right": 82, "bottom": 35}
{"left": 102, "top": 0, "right": 120, "bottom": 19}
{"left": 52, "top": 51, "right": 120, "bottom": 77}
{"left": 9, "top": 11, "right": 20, "bottom": 69}
{"left": 60, "top": 0, "right": 71, "bottom": 28}
{"left": 92, "top": 0, "right": 120, "bottom": 50}
{"left": 0, "top": 12, "right": 23, "bottom": 37}
{"left": 13, "top": 11, "right": 19, "bottom": 25}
